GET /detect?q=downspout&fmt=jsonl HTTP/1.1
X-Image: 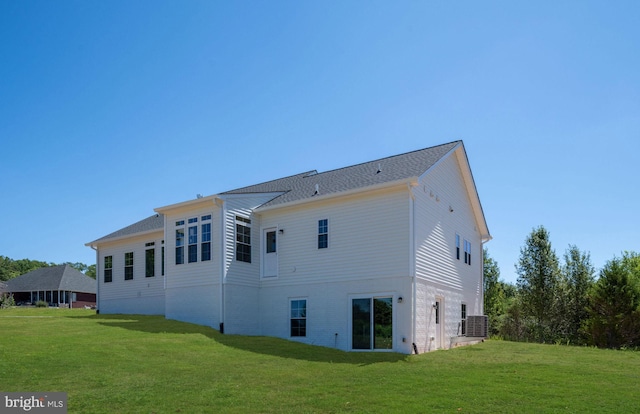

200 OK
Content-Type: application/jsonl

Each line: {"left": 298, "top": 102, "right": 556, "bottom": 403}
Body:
{"left": 90, "top": 245, "right": 99, "bottom": 313}
{"left": 407, "top": 181, "right": 418, "bottom": 354}
{"left": 217, "top": 197, "right": 226, "bottom": 333}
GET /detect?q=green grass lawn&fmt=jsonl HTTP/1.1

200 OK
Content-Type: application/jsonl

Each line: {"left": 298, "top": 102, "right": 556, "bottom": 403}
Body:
{"left": 1, "top": 308, "right": 639, "bottom": 413}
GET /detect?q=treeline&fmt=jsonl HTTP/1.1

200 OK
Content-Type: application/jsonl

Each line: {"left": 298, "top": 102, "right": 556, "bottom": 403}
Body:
{"left": 484, "top": 225, "right": 640, "bottom": 349}
{"left": 0, "top": 256, "right": 96, "bottom": 281}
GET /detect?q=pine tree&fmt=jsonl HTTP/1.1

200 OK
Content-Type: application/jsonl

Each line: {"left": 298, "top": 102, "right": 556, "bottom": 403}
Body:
{"left": 516, "top": 226, "right": 562, "bottom": 343}
{"left": 483, "top": 248, "right": 503, "bottom": 336}
{"left": 585, "top": 257, "right": 640, "bottom": 348}
{"left": 563, "top": 245, "right": 595, "bottom": 344}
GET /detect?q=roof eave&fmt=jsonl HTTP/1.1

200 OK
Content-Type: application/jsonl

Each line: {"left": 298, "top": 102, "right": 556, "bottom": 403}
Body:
{"left": 85, "top": 227, "right": 164, "bottom": 248}
{"left": 255, "top": 178, "right": 417, "bottom": 213}
{"left": 154, "top": 194, "right": 221, "bottom": 214}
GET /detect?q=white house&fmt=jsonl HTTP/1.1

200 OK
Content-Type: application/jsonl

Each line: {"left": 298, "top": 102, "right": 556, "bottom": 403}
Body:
{"left": 86, "top": 140, "right": 490, "bottom": 354}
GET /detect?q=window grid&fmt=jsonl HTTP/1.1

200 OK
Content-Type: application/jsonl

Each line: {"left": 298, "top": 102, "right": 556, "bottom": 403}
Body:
{"left": 201, "top": 223, "right": 211, "bottom": 261}
{"left": 175, "top": 229, "right": 184, "bottom": 265}
{"left": 464, "top": 240, "right": 471, "bottom": 265}
{"left": 290, "top": 299, "right": 307, "bottom": 337}
{"left": 124, "top": 252, "right": 133, "bottom": 280}
{"left": 104, "top": 256, "right": 112, "bottom": 283}
{"left": 236, "top": 216, "right": 251, "bottom": 263}
{"left": 318, "top": 219, "right": 328, "bottom": 249}
{"left": 188, "top": 225, "right": 198, "bottom": 263}
{"left": 146, "top": 248, "right": 155, "bottom": 277}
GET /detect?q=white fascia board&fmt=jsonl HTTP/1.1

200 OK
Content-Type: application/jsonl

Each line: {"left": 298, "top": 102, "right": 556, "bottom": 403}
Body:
{"left": 255, "top": 178, "right": 416, "bottom": 213}
{"left": 154, "top": 194, "right": 220, "bottom": 214}
{"left": 85, "top": 228, "right": 164, "bottom": 248}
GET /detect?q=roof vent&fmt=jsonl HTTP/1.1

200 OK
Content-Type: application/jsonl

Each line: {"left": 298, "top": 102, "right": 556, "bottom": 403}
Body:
{"left": 314, "top": 184, "right": 319, "bottom": 195}
{"left": 376, "top": 163, "right": 382, "bottom": 174}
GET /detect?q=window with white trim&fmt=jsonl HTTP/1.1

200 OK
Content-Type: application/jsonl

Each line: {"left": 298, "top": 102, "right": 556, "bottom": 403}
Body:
{"left": 104, "top": 256, "right": 112, "bottom": 283}
{"left": 124, "top": 252, "right": 133, "bottom": 280}
{"left": 175, "top": 228, "right": 185, "bottom": 265}
{"left": 464, "top": 239, "right": 471, "bottom": 265}
{"left": 235, "top": 215, "right": 251, "bottom": 263}
{"left": 318, "top": 219, "right": 328, "bottom": 249}
{"left": 290, "top": 299, "right": 307, "bottom": 337}
{"left": 188, "top": 223, "right": 198, "bottom": 263}
{"left": 455, "top": 233, "right": 461, "bottom": 260}
{"left": 201, "top": 219, "right": 211, "bottom": 261}
{"left": 145, "top": 242, "right": 155, "bottom": 277}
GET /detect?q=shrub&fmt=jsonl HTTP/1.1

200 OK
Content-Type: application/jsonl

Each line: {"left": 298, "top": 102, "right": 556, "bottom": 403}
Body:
{"left": 0, "top": 294, "right": 16, "bottom": 308}
{"left": 35, "top": 300, "right": 48, "bottom": 308}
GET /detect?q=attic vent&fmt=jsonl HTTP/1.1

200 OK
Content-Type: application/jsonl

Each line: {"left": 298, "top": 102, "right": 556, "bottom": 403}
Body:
{"left": 314, "top": 184, "right": 319, "bottom": 195}
{"left": 465, "top": 315, "right": 488, "bottom": 338}
{"left": 376, "top": 163, "right": 382, "bottom": 174}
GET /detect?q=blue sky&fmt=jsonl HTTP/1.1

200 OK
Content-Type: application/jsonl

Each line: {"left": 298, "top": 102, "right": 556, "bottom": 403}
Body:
{"left": 1, "top": 1, "right": 638, "bottom": 283}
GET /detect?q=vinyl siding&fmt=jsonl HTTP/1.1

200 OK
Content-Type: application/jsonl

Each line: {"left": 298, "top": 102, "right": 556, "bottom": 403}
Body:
{"left": 258, "top": 276, "right": 413, "bottom": 353}
{"left": 95, "top": 230, "right": 165, "bottom": 315}
{"left": 257, "top": 186, "right": 411, "bottom": 287}
{"left": 411, "top": 149, "right": 484, "bottom": 351}
{"left": 163, "top": 205, "right": 221, "bottom": 290}
{"left": 414, "top": 150, "right": 482, "bottom": 293}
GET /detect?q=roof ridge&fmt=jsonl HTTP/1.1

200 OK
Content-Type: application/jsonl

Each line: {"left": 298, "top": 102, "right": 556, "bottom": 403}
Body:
{"left": 301, "top": 140, "right": 461, "bottom": 178}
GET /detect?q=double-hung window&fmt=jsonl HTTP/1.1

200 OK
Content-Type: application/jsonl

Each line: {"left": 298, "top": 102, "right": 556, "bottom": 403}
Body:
{"left": 290, "top": 299, "right": 307, "bottom": 337}
{"left": 236, "top": 216, "right": 251, "bottom": 263}
{"left": 318, "top": 219, "right": 328, "bottom": 249}
{"left": 104, "top": 256, "right": 112, "bottom": 283}
{"left": 124, "top": 252, "right": 134, "bottom": 280}
{"left": 201, "top": 215, "right": 211, "bottom": 261}
{"left": 175, "top": 226, "right": 185, "bottom": 265}
{"left": 464, "top": 240, "right": 471, "bottom": 265}
{"left": 188, "top": 217, "right": 198, "bottom": 263}
{"left": 455, "top": 233, "right": 461, "bottom": 260}
{"left": 145, "top": 242, "right": 155, "bottom": 277}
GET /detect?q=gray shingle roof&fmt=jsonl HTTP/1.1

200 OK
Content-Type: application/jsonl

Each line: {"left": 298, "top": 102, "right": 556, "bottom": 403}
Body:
{"left": 88, "top": 141, "right": 463, "bottom": 243}
{"left": 6, "top": 265, "right": 96, "bottom": 294}
{"left": 88, "top": 214, "right": 164, "bottom": 245}
{"left": 222, "top": 141, "right": 460, "bottom": 209}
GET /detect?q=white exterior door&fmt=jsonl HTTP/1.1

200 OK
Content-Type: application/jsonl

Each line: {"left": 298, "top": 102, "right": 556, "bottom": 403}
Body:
{"left": 262, "top": 228, "right": 278, "bottom": 277}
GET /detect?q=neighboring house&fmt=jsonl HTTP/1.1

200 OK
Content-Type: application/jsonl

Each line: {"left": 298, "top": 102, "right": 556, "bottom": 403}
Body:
{"left": 86, "top": 141, "right": 490, "bottom": 353}
{"left": 5, "top": 264, "right": 96, "bottom": 308}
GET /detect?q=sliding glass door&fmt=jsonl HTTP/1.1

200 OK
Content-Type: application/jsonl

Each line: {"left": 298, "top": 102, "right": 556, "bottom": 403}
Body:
{"left": 352, "top": 297, "right": 393, "bottom": 350}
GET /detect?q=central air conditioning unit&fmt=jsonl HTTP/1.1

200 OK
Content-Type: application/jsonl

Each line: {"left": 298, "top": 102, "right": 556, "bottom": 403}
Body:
{"left": 465, "top": 315, "right": 488, "bottom": 338}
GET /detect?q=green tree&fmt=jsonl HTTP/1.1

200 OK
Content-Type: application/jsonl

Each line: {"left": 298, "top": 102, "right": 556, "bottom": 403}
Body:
{"left": 516, "top": 226, "right": 563, "bottom": 343}
{"left": 85, "top": 264, "right": 96, "bottom": 279}
{"left": 562, "top": 245, "right": 595, "bottom": 344}
{"left": 585, "top": 256, "right": 640, "bottom": 348}
{"left": 0, "top": 256, "right": 51, "bottom": 281}
{"left": 483, "top": 248, "right": 504, "bottom": 336}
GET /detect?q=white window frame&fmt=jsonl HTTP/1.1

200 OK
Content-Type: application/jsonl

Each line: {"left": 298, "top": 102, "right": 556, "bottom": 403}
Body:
{"left": 318, "top": 218, "right": 328, "bottom": 249}
{"left": 289, "top": 298, "right": 307, "bottom": 338}
{"left": 235, "top": 215, "right": 252, "bottom": 263}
